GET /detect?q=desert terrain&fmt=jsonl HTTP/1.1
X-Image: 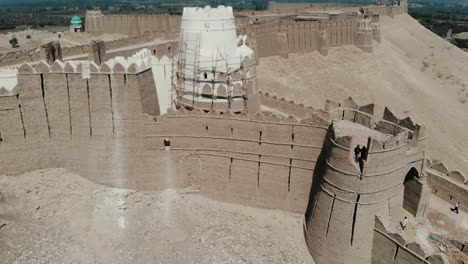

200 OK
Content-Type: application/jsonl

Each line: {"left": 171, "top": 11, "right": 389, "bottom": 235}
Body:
{"left": 0, "top": 29, "right": 127, "bottom": 55}
{"left": 0, "top": 169, "right": 313, "bottom": 264}
{"left": 257, "top": 14, "right": 468, "bottom": 176}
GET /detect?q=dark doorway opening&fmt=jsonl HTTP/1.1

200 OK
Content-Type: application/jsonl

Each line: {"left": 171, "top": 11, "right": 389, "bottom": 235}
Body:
{"left": 403, "top": 167, "right": 422, "bottom": 216}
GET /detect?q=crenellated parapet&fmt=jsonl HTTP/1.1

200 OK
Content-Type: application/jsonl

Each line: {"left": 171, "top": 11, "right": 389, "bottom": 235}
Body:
{"left": 17, "top": 57, "right": 152, "bottom": 76}
{"left": 372, "top": 216, "right": 436, "bottom": 263}
{"left": 12, "top": 53, "right": 159, "bottom": 143}
{"left": 425, "top": 158, "right": 468, "bottom": 213}
{"left": 324, "top": 98, "right": 427, "bottom": 152}
{"left": 426, "top": 159, "right": 467, "bottom": 185}
{"left": 258, "top": 90, "right": 329, "bottom": 120}
{"left": 304, "top": 101, "right": 429, "bottom": 264}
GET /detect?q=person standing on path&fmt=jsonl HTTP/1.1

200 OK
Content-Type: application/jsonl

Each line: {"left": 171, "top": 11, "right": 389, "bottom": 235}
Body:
{"left": 401, "top": 216, "right": 409, "bottom": 230}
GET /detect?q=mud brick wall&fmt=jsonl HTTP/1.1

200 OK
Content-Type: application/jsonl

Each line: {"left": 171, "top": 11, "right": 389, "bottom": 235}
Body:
{"left": 0, "top": 60, "right": 159, "bottom": 190}
{"left": 86, "top": 13, "right": 181, "bottom": 36}
{"left": 238, "top": 17, "right": 361, "bottom": 59}
{"left": 426, "top": 161, "right": 468, "bottom": 212}
{"left": 145, "top": 110, "right": 329, "bottom": 213}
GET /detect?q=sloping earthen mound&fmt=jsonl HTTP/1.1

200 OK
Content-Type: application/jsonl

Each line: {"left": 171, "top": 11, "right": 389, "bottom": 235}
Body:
{"left": 0, "top": 169, "right": 313, "bottom": 264}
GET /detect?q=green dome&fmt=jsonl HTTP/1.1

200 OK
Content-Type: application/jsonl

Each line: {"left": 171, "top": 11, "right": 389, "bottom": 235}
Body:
{"left": 70, "top": 16, "right": 82, "bottom": 24}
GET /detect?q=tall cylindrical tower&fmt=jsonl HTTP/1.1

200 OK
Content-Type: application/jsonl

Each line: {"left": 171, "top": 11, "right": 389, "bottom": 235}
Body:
{"left": 305, "top": 120, "right": 425, "bottom": 264}
{"left": 176, "top": 6, "right": 257, "bottom": 113}
{"left": 318, "top": 20, "right": 329, "bottom": 56}
{"left": 355, "top": 18, "right": 374, "bottom": 53}
{"left": 371, "top": 15, "right": 381, "bottom": 43}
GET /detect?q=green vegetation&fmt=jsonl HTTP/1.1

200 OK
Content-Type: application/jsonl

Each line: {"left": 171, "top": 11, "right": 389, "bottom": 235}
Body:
{"left": 0, "top": 0, "right": 261, "bottom": 30}
{"left": 9, "top": 36, "right": 19, "bottom": 48}
{"left": 410, "top": 1, "right": 468, "bottom": 36}
{"left": 409, "top": 1, "right": 468, "bottom": 49}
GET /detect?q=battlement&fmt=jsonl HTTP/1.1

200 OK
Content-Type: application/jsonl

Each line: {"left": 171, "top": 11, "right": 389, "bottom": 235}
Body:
{"left": 373, "top": 216, "right": 436, "bottom": 263}
{"left": 182, "top": 6, "right": 234, "bottom": 20}
{"left": 425, "top": 158, "right": 468, "bottom": 213}
{"left": 324, "top": 97, "right": 425, "bottom": 142}
{"left": 17, "top": 56, "right": 152, "bottom": 76}
{"left": 158, "top": 106, "right": 329, "bottom": 128}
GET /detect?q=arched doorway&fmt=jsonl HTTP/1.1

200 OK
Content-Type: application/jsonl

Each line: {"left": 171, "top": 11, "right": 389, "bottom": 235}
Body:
{"left": 403, "top": 167, "right": 423, "bottom": 216}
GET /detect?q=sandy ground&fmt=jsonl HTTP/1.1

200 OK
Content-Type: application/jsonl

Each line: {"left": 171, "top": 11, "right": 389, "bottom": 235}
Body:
{"left": 0, "top": 169, "right": 313, "bottom": 264}
{"left": 0, "top": 29, "right": 127, "bottom": 55}
{"left": 257, "top": 14, "right": 468, "bottom": 176}
{"left": 387, "top": 195, "right": 468, "bottom": 264}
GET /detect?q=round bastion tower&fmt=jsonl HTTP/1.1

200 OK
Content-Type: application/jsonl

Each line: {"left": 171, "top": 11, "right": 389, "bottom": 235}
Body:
{"left": 175, "top": 6, "right": 258, "bottom": 113}
{"left": 305, "top": 120, "right": 427, "bottom": 264}
{"left": 355, "top": 18, "right": 374, "bottom": 53}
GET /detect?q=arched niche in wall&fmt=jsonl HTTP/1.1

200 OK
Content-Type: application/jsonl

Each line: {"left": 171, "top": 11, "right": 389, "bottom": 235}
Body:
{"left": 217, "top": 85, "right": 227, "bottom": 99}
{"left": 201, "top": 84, "right": 213, "bottom": 98}
{"left": 403, "top": 167, "right": 423, "bottom": 217}
{"left": 232, "top": 83, "right": 243, "bottom": 97}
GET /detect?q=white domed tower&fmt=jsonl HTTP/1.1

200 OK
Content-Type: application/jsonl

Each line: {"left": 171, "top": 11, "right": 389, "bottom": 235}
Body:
{"left": 175, "top": 6, "right": 258, "bottom": 113}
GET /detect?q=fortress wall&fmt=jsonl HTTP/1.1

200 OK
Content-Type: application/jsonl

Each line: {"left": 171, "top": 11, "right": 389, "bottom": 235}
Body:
{"left": 426, "top": 169, "right": 468, "bottom": 212}
{"left": 267, "top": 3, "right": 359, "bottom": 11}
{"left": 245, "top": 17, "right": 362, "bottom": 59}
{"left": 0, "top": 95, "right": 25, "bottom": 144}
{"left": 0, "top": 60, "right": 160, "bottom": 188}
{"left": 366, "top": 5, "right": 406, "bottom": 17}
{"left": 88, "top": 73, "right": 113, "bottom": 139}
{"left": 43, "top": 71, "right": 71, "bottom": 140}
{"left": 67, "top": 73, "right": 91, "bottom": 139}
{"left": 282, "top": 21, "right": 320, "bottom": 54}
{"left": 1, "top": 67, "right": 55, "bottom": 172}
{"left": 372, "top": 228, "right": 429, "bottom": 264}
{"left": 145, "top": 111, "right": 328, "bottom": 213}
{"left": 61, "top": 45, "right": 90, "bottom": 58}
{"left": 87, "top": 13, "right": 181, "bottom": 36}
{"left": 326, "top": 19, "right": 357, "bottom": 48}
{"left": 258, "top": 91, "right": 329, "bottom": 121}
{"left": 103, "top": 42, "right": 178, "bottom": 62}
{"left": 16, "top": 70, "right": 49, "bottom": 142}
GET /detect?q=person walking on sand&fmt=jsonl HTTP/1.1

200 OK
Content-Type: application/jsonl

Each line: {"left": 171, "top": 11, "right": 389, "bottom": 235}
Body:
{"left": 400, "top": 216, "right": 409, "bottom": 230}
{"left": 451, "top": 202, "right": 460, "bottom": 214}
{"left": 354, "top": 145, "right": 361, "bottom": 162}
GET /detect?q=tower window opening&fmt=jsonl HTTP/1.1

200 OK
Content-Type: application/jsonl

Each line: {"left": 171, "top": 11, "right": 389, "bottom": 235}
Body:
{"left": 204, "top": 72, "right": 208, "bottom": 79}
